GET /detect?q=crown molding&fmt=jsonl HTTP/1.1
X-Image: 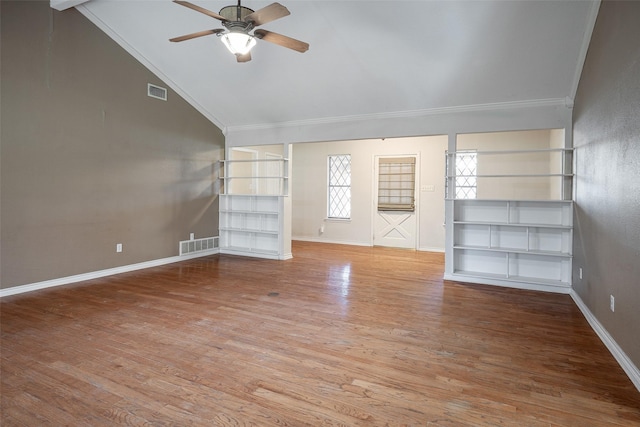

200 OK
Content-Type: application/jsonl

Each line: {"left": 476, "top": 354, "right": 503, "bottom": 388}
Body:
{"left": 225, "top": 98, "right": 568, "bottom": 134}
{"left": 569, "top": 0, "right": 601, "bottom": 102}
{"left": 50, "top": 0, "right": 90, "bottom": 12}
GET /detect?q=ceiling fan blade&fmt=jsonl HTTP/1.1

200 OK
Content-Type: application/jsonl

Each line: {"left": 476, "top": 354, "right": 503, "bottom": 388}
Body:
{"left": 170, "top": 28, "right": 224, "bottom": 42}
{"left": 254, "top": 29, "right": 309, "bottom": 53}
{"left": 173, "top": 0, "right": 227, "bottom": 22}
{"left": 244, "top": 3, "right": 290, "bottom": 27}
{"left": 236, "top": 52, "right": 252, "bottom": 63}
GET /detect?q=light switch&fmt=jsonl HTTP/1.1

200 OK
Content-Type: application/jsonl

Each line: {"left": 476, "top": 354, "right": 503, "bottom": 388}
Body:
{"left": 421, "top": 185, "right": 435, "bottom": 192}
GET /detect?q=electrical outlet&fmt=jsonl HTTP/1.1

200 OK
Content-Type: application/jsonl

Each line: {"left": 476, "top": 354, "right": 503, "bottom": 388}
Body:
{"left": 116, "top": 243, "right": 123, "bottom": 253}
{"left": 610, "top": 295, "right": 615, "bottom": 312}
{"left": 579, "top": 268, "right": 583, "bottom": 279}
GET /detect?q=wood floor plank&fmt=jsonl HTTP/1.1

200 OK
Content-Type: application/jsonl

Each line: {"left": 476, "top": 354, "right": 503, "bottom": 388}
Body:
{"left": 2, "top": 241, "right": 639, "bottom": 426}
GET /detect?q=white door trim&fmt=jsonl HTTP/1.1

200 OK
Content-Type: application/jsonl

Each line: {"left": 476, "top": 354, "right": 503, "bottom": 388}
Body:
{"left": 371, "top": 153, "right": 420, "bottom": 249}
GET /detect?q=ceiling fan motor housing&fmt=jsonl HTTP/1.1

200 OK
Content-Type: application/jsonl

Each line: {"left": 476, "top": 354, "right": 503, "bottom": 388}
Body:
{"left": 170, "top": 1, "right": 309, "bottom": 61}
{"left": 219, "top": 5, "right": 254, "bottom": 22}
{"left": 223, "top": 20, "right": 254, "bottom": 34}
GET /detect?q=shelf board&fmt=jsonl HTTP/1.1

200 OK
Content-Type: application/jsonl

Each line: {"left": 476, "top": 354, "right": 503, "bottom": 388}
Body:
{"left": 447, "top": 148, "right": 573, "bottom": 155}
{"left": 450, "top": 199, "right": 573, "bottom": 203}
{"left": 378, "top": 172, "right": 415, "bottom": 176}
{"left": 220, "top": 158, "right": 289, "bottom": 163}
{"left": 220, "top": 176, "right": 287, "bottom": 179}
{"left": 447, "top": 174, "right": 573, "bottom": 178}
{"left": 220, "top": 209, "right": 279, "bottom": 215}
{"left": 453, "top": 245, "right": 571, "bottom": 257}
{"left": 222, "top": 246, "right": 279, "bottom": 255}
{"left": 220, "top": 227, "right": 279, "bottom": 235}
{"left": 220, "top": 193, "right": 287, "bottom": 197}
{"left": 451, "top": 270, "right": 569, "bottom": 287}
{"left": 453, "top": 221, "right": 572, "bottom": 229}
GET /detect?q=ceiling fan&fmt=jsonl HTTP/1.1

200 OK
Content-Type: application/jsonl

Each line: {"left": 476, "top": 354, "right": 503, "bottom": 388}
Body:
{"left": 170, "top": 0, "right": 309, "bottom": 63}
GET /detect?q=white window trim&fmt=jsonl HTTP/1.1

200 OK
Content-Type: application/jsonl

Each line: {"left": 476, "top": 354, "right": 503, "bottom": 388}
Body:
{"left": 327, "top": 154, "right": 351, "bottom": 219}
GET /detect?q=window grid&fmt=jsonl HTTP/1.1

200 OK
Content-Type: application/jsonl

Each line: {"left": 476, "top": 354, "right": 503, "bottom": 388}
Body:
{"left": 328, "top": 155, "right": 351, "bottom": 219}
{"left": 455, "top": 151, "right": 477, "bottom": 199}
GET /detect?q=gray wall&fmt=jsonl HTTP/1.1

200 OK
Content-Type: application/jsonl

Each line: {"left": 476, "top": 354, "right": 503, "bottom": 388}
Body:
{"left": 1, "top": 2, "right": 225, "bottom": 289}
{"left": 572, "top": 1, "right": 640, "bottom": 366}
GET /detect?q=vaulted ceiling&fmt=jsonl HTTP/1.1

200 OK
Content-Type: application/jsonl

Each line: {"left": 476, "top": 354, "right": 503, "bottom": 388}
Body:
{"left": 54, "top": 0, "right": 599, "bottom": 135}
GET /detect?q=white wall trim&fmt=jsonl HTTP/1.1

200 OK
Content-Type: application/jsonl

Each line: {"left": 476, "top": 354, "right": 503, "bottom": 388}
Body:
{"left": 219, "top": 249, "right": 291, "bottom": 260}
{"left": 568, "top": 0, "right": 602, "bottom": 103}
{"left": 227, "top": 98, "right": 567, "bottom": 134}
{"left": 50, "top": 0, "right": 90, "bottom": 11}
{"left": 0, "top": 249, "right": 219, "bottom": 298}
{"left": 74, "top": 4, "right": 227, "bottom": 134}
{"left": 293, "top": 237, "right": 372, "bottom": 247}
{"left": 444, "top": 273, "right": 571, "bottom": 295}
{"left": 570, "top": 290, "right": 640, "bottom": 393}
{"left": 293, "top": 238, "right": 445, "bottom": 253}
{"left": 418, "top": 247, "right": 445, "bottom": 253}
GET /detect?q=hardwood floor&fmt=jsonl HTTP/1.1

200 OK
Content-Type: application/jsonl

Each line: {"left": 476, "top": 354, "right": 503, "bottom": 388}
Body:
{"left": 2, "top": 241, "right": 639, "bottom": 426}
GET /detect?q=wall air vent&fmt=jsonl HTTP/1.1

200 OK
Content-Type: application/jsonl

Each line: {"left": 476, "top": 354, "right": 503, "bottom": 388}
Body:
{"left": 147, "top": 83, "right": 168, "bottom": 101}
{"left": 179, "top": 236, "right": 219, "bottom": 256}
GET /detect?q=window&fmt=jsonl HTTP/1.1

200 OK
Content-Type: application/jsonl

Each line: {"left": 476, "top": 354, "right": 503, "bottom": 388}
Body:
{"left": 328, "top": 155, "right": 351, "bottom": 219}
{"left": 377, "top": 157, "right": 416, "bottom": 211}
{"left": 454, "top": 151, "right": 477, "bottom": 199}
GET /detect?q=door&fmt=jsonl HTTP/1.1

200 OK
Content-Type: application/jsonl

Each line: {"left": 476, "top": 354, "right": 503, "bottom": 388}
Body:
{"left": 373, "top": 155, "right": 418, "bottom": 249}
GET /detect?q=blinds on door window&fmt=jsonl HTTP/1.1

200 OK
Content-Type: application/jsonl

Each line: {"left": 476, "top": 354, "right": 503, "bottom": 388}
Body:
{"left": 378, "top": 157, "right": 416, "bottom": 211}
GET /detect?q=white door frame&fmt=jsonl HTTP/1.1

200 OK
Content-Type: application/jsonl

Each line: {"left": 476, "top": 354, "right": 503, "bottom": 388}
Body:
{"left": 371, "top": 153, "right": 420, "bottom": 249}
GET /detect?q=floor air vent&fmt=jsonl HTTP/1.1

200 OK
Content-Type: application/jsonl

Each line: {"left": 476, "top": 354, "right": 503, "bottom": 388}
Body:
{"left": 179, "top": 236, "right": 218, "bottom": 256}
{"left": 147, "top": 83, "right": 167, "bottom": 101}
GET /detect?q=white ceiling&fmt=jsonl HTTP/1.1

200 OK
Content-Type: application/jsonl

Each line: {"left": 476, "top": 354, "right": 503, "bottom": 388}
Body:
{"left": 68, "top": 0, "right": 598, "bottom": 134}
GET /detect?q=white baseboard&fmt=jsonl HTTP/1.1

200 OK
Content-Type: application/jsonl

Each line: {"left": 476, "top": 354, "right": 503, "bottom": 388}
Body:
{"left": 219, "top": 248, "right": 284, "bottom": 260}
{"left": 292, "top": 237, "right": 443, "bottom": 252}
{"left": 570, "top": 290, "right": 640, "bottom": 393}
{"left": 444, "top": 273, "right": 571, "bottom": 294}
{"left": 418, "top": 246, "right": 445, "bottom": 253}
{"left": 292, "top": 236, "right": 372, "bottom": 247}
{"left": 0, "top": 249, "right": 219, "bottom": 298}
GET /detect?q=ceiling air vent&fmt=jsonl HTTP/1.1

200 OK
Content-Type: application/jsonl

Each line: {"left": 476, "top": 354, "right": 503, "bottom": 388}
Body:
{"left": 147, "top": 83, "right": 167, "bottom": 101}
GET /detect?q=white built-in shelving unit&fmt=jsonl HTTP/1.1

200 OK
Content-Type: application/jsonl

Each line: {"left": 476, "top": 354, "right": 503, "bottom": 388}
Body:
{"left": 218, "top": 158, "right": 292, "bottom": 260}
{"left": 444, "top": 148, "right": 574, "bottom": 293}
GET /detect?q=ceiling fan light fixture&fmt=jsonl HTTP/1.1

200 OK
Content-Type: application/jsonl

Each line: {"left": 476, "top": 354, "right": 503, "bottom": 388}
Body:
{"left": 221, "top": 32, "right": 257, "bottom": 55}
